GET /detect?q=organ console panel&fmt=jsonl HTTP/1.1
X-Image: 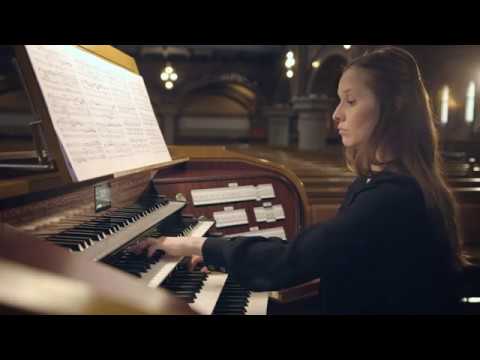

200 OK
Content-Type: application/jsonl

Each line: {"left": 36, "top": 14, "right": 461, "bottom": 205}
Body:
{"left": 159, "top": 146, "right": 309, "bottom": 241}
{"left": 0, "top": 147, "right": 311, "bottom": 315}
{"left": 0, "top": 45, "right": 312, "bottom": 315}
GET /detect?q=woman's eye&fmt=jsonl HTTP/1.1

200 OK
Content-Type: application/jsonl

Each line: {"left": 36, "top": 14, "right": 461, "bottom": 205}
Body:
{"left": 347, "top": 100, "right": 356, "bottom": 106}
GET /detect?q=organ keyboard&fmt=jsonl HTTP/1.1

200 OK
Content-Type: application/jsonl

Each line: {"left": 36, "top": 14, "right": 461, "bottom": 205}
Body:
{"left": 31, "top": 198, "right": 186, "bottom": 261}
{"left": 17, "top": 191, "right": 258, "bottom": 315}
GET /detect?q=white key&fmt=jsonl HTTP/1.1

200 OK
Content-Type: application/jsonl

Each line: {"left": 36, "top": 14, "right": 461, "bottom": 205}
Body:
{"left": 188, "top": 221, "right": 215, "bottom": 237}
{"left": 245, "top": 292, "right": 269, "bottom": 315}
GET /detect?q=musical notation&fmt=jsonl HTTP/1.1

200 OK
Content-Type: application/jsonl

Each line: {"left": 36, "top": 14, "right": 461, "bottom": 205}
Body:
{"left": 25, "top": 45, "right": 171, "bottom": 182}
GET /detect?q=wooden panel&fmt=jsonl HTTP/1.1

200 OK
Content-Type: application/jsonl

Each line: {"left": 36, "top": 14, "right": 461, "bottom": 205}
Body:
{"left": 0, "top": 171, "right": 152, "bottom": 227}
{"left": 310, "top": 204, "right": 339, "bottom": 225}
{"left": 0, "top": 180, "right": 29, "bottom": 200}
{"left": 79, "top": 45, "right": 139, "bottom": 74}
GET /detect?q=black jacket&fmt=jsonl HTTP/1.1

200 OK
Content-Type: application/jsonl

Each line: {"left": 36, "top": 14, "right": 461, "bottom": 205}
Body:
{"left": 202, "top": 171, "right": 462, "bottom": 314}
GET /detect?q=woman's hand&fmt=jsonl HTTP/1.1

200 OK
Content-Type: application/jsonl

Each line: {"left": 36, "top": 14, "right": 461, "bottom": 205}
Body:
{"left": 189, "top": 255, "right": 208, "bottom": 273}
{"left": 129, "top": 236, "right": 207, "bottom": 258}
{"left": 129, "top": 237, "right": 208, "bottom": 272}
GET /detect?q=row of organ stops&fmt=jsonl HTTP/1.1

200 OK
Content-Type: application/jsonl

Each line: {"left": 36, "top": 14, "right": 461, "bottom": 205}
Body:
{"left": 35, "top": 195, "right": 170, "bottom": 252}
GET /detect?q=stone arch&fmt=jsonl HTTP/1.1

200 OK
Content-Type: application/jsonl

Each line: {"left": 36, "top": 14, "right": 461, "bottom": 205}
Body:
{"left": 173, "top": 73, "right": 265, "bottom": 144}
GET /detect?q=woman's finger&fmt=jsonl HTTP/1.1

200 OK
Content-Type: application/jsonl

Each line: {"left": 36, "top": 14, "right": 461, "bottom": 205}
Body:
{"left": 188, "top": 255, "right": 204, "bottom": 271}
{"left": 128, "top": 238, "right": 155, "bottom": 254}
{"left": 147, "top": 240, "right": 166, "bottom": 258}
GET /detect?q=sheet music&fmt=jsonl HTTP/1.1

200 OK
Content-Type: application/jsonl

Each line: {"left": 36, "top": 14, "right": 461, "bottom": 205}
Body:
{"left": 25, "top": 45, "right": 171, "bottom": 182}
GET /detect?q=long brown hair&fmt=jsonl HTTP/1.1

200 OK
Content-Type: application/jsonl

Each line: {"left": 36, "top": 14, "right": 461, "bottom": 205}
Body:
{"left": 344, "top": 46, "right": 468, "bottom": 268}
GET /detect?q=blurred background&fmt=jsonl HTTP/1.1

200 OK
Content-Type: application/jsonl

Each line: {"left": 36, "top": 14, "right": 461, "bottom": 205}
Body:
{"left": 1, "top": 45, "right": 479, "bottom": 153}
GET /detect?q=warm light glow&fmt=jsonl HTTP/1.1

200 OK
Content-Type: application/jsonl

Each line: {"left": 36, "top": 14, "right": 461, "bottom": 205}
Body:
{"left": 161, "top": 64, "right": 178, "bottom": 88}
{"left": 285, "top": 58, "right": 295, "bottom": 68}
{"left": 286, "top": 51, "right": 294, "bottom": 59}
{"left": 463, "top": 297, "right": 480, "bottom": 303}
{"left": 286, "top": 70, "right": 294, "bottom": 78}
{"left": 312, "top": 60, "right": 321, "bottom": 68}
{"left": 465, "top": 81, "right": 476, "bottom": 123}
{"left": 442, "top": 86, "right": 450, "bottom": 102}
{"left": 468, "top": 81, "right": 476, "bottom": 97}
{"left": 343, "top": 45, "right": 352, "bottom": 50}
{"left": 441, "top": 86, "right": 450, "bottom": 125}
{"left": 160, "top": 72, "right": 169, "bottom": 81}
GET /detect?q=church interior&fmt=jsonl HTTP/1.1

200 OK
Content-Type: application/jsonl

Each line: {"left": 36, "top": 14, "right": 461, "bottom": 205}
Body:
{"left": 0, "top": 45, "right": 479, "bottom": 315}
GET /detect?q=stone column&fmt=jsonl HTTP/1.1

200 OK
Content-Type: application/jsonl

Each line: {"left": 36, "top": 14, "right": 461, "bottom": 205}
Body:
{"left": 293, "top": 95, "right": 336, "bottom": 151}
{"left": 264, "top": 104, "right": 292, "bottom": 147}
{"left": 157, "top": 105, "right": 177, "bottom": 145}
{"left": 161, "top": 113, "right": 176, "bottom": 145}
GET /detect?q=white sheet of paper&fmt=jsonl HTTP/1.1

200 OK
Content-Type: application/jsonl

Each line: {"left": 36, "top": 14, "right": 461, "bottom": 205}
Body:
{"left": 229, "top": 226, "right": 287, "bottom": 240}
{"left": 25, "top": 45, "right": 171, "bottom": 182}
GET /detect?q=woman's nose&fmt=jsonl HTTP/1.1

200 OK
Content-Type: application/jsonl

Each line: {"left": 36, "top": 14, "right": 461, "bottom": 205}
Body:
{"left": 332, "top": 106, "right": 343, "bottom": 126}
